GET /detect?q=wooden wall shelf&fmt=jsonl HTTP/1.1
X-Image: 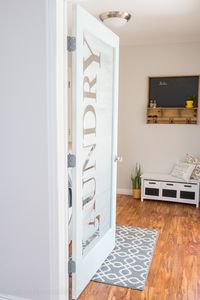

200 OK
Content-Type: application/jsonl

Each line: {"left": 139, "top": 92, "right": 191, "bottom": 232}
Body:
{"left": 147, "top": 107, "right": 198, "bottom": 124}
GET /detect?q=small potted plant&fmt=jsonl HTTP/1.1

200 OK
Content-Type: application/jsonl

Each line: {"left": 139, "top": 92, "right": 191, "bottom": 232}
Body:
{"left": 131, "top": 164, "right": 142, "bottom": 199}
{"left": 186, "top": 95, "right": 195, "bottom": 108}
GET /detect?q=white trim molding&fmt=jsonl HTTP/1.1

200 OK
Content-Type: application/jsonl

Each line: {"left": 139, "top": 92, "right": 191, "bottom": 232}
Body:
{"left": 46, "top": 0, "right": 68, "bottom": 299}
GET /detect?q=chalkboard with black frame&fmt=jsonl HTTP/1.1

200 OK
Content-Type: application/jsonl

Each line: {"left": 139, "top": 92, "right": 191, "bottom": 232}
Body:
{"left": 149, "top": 76, "right": 199, "bottom": 107}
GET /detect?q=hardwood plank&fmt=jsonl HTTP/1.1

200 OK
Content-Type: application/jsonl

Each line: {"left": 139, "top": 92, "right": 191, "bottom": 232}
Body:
{"left": 77, "top": 195, "right": 200, "bottom": 300}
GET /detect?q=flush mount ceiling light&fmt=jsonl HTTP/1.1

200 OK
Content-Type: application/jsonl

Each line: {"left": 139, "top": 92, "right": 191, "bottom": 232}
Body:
{"left": 99, "top": 11, "right": 131, "bottom": 28}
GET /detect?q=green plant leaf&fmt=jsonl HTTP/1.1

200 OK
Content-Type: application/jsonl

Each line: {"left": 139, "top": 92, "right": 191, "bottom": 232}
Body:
{"left": 131, "top": 163, "right": 142, "bottom": 189}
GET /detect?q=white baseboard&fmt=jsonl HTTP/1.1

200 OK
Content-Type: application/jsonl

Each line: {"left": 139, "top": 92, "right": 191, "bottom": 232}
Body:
{"left": 117, "top": 188, "right": 132, "bottom": 195}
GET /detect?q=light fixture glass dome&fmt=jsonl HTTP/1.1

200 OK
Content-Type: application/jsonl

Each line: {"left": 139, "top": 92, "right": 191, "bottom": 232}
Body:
{"left": 99, "top": 11, "right": 131, "bottom": 28}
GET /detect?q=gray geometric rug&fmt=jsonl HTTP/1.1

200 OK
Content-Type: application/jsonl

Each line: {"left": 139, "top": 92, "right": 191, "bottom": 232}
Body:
{"left": 92, "top": 225, "right": 159, "bottom": 290}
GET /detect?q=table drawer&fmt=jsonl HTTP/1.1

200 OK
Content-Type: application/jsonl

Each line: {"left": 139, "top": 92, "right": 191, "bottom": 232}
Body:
{"left": 144, "top": 180, "right": 160, "bottom": 188}
{"left": 162, "top": 182, "right": 177, "bottom": 189}
{"left": 144, "top": 180, "right": 160, "bottom": 198}
{"left": 179, "top": 183, "right": 197, "bottom": 201}
{"left": 179, "top": 183, "right": 197, "bottom": 192}
{"left": 161, "top": 182, "right": 178, "bottom": 199}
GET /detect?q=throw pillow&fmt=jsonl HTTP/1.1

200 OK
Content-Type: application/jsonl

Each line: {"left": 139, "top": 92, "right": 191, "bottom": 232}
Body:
{"left": 171, "top": 162, "right": 196, "bottom": 182}
{"left": 184, "top": 153, "right": 200, "bottom": 180}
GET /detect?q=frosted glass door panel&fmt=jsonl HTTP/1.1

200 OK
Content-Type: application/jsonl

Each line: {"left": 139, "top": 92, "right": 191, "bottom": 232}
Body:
{"left": 72, "top": 6, "right": 119, "bottom": 299}
{"left": 82, "top": 31, "right": 114, "bottom": 255}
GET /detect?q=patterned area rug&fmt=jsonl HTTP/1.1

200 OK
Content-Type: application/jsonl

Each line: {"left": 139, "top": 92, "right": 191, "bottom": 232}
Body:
{"left": 92, "top": 225, "right": 159, "bottom": 290}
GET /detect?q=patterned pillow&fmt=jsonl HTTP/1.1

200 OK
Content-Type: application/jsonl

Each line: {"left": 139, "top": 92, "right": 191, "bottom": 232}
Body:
{"left": 171, "top": 162, "right": 195, "bottom": 182}
{"left": 184, "top": 153, "right": 200, "bottom": 180}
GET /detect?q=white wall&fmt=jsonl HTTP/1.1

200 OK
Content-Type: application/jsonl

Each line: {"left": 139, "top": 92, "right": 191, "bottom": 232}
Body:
{"left": 0, "top": 1, "right": 67, "bottom": 299}
{"left": 117, "top": 42, "right": 200, "bottom": 193}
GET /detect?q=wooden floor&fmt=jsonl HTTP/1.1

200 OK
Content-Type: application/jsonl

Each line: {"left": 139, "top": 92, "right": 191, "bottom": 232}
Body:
{"left": 78, "top": 195, "right": 200, "bottom": 300}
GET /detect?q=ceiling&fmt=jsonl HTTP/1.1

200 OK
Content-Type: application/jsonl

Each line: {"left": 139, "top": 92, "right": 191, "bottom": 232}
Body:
{"left": 67, "top": 0, "right": 200, "bottom": 45}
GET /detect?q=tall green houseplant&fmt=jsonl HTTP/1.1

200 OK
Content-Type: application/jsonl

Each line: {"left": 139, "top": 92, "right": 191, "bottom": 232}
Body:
{"left": 131, "top": 164, "right": 142, "bottom": 199}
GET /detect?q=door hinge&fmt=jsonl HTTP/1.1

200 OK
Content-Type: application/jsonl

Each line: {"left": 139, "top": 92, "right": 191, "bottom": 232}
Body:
{"left": 67, "top": 36, "right": 76, "bottom": 52}
{"left": 68, "top": 258, "right": 76, "bottom": 274}
{"left": 68, "top": 153, "right": 76, "bottom": 168}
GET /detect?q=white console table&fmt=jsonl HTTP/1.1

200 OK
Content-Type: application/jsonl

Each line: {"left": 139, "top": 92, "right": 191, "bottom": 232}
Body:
{"left": 141, "top": 173, "right": 200, "bottom": 207}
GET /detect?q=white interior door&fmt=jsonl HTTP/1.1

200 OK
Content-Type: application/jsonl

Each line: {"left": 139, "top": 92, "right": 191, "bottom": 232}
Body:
{"left": 72, "top": 5, "right": 119, "bottom": 299}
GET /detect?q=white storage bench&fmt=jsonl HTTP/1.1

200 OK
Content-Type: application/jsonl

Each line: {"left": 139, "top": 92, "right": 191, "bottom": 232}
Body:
{"left": 141, "top": 173, "right": 200, "bottom": 207}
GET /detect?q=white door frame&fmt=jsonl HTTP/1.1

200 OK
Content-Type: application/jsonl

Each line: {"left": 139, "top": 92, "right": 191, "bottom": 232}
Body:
{"left": 46, "top": 0, "right": 68, "bottom": 299}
